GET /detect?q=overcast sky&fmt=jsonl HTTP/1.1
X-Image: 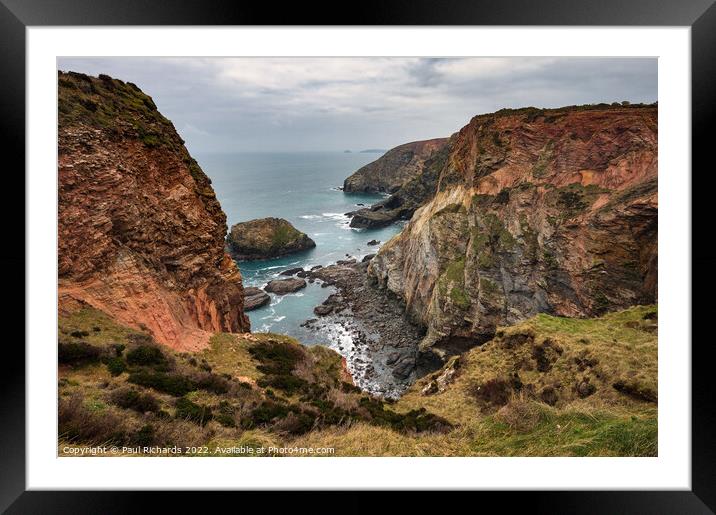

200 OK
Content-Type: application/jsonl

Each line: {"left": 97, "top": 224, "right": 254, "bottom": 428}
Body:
{"left": 57, "top": 57, "right": 657, "bottom": 154}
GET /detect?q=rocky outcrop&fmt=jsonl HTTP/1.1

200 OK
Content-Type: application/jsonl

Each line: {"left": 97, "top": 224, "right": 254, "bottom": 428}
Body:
{"left": 347, "top": 138, "right": 452, "bottom": 228}
{"left": 243, "top": 287, "right": 271, "bottom": 310}
{"left": 303, "top": 261, "right": 426, "bottom": 398}
{"left": 58, "top": 71, "right": 250, "bottom": 351}
{"left": 369, "top": 104, "right": 658, "bottom": 362}
{"left": 227, "top": 217, "right": 315, "bottom": 260}
{"left": 343, "top": 138, "right": 449, "bottom": 194}
{"left": 264, "top": 278, "right": 307, "bottom": 294}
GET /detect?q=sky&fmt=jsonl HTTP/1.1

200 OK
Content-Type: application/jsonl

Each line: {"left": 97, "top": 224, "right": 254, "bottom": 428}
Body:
{"left": 57, "top": 57, "right": 657, "bottom": 154}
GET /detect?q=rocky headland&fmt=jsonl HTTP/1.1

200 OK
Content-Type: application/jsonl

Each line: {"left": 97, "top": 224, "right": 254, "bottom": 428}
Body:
{"left": 227, "top": 217, "right": 316, "bottom": 261}
{"left": 343, "top": 138, "right": 448, "bottom": 194}
{"left": 345, "top": 138, "right": 452, "bottom": 229}
{"left": 368, "top": 104, "right": 658, "bottom": 366}
{"left": 58, "top": 71, "right": 250, "bottom": 350}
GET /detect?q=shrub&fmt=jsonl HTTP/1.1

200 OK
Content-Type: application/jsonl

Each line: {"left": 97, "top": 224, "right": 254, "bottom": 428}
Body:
{"left": 127, "top": 370, "right": 196, "bottom": 396}
{"left": 175, "top": 397, "right": 212, "bottom": 426}
{"left": 249, "top": 340, "right": 303, "bottom": 376}
{"left": 111, "top": 343, "right": 126, "bottom": 356}
{"left": 215, "top": 401, "right": 236, "bottom": 428}
{"left": 257, "top": 374, "right": 308, "bottom": 395}
{"left": 126, "top": 345, "right": 166, "bottom": 367}
{"left": 104, "top": 356, "right": 127, "bottom": 376}
{"left": 111, "top": 387, "right": 159, "bottom": 413}
{"left": 272, "top": 411, "right": 316, "bottom": 435}
{"left": 132, "top": 424, "right": 156, "bottom": 446}
{"left": 59, "top": 394, "right": 126, "bottom": 445}
{"left": 195, "top": 373, "right": 229, "bottom": 394}
{"left": 58, "top": 341, "right": 102, "bottom": 365}
{"left": 357, "top": 397, "right": 452, "bottom": 434}
{"left": 242, "top": 401, "right": 293, "bottom": 428}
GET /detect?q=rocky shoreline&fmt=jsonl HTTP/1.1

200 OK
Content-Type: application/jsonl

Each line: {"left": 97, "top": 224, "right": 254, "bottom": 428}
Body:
{"left": 274, "top": 259, "right": 426, "bottom": 398}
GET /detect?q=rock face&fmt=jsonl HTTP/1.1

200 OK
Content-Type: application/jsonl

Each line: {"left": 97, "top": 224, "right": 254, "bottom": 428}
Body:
{"left": 369, "top": 104, "right": 658, "bottom": 361}
{"left": 58, "top": 71, "right": 250, "bottom": 351}
{"left": 264, "top": 278, "right": 307, "bottom": 294}
{"left": 243, "top": 287, "right": 271, "bottom": 311}
{"left": 344, "top": 138, "right": 448, "bottom": 194}
{"left": 227, "top": 217, "right": 315, "bottom": 260}
{"left": 347, "top": 138, "right": 452, "bottom": 229}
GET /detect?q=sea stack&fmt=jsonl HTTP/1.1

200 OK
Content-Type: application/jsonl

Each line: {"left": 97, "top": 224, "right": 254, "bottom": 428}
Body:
{"left": 227, "top": 217, "right": 316, "bottom": 261}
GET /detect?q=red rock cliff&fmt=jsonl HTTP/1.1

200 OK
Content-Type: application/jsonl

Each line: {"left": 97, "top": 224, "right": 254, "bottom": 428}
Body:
{"left": 58, "top": 71, "right": 250, "bottom": 350}
{"left": 370, "top": 104, "right": 657, "bottom": 355}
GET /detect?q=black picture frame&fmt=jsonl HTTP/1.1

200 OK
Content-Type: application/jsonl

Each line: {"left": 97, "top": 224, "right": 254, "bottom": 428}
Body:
{"left": 1, "top": 0, "right": 713, "bottom": 512}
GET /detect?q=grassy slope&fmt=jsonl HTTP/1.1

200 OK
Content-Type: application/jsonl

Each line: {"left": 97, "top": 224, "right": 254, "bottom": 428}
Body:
{"left": 58, "top": 305, "right": 657, "bottom": 457}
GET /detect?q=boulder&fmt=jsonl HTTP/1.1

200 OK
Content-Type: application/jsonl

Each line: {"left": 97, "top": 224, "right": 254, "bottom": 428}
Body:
{"left": 243, "top": 287, "right": 271, "bottom": 311}
{"left": 279, "top": 267, "right": 304, "bottom": 276}
{"left": 313, "top": 304, "right": 334, "bottom": 316}
{"left": 264, "top": 278, "right": 307, "bottom": 294}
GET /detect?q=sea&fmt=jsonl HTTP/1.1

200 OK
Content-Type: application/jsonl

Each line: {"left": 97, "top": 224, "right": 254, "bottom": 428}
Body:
{"left": 196, "top": 151, "right": 403, "bottom": 345}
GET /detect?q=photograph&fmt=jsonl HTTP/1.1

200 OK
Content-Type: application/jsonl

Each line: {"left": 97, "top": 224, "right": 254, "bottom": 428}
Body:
{"left": 55, "top": 56, "right": 659, "bottom": 458}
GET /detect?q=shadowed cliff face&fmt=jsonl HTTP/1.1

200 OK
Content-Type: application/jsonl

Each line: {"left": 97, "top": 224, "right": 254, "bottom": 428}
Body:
{"left": 369, "top": 105, "right": 658, "bottom": 359}
{"left": 343, "top": 138, "right": 449, "bottom": 194}
{"left": 58, "top": 71, "right": 250, "bottom": 350}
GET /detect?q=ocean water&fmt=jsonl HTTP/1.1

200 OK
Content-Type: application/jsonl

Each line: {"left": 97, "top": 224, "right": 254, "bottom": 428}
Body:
{"left": 196, "top": 151, "right": 403, "bottom": 344}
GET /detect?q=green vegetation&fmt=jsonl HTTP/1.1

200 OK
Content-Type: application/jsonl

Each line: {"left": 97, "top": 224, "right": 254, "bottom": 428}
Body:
{"left": 433, "top": 203, "right": 465, "bottom": 217}
{"left": 175, "top": 397, "right": 213, "bottom": 426}
{"left": 111, "top": 388, "right": 159, "bottom": 413}
{"left": 58, "top": 341, "right": 102, "bottom": 365}
{"left": 127, "top": 370, "right": 196, "bottom": 397}
{"left": 126, "top": 344, "right": 167, "bottom": 367}
{"left": 550, "top": 183, "right": 610, "bottom": 219}
{"left": 58, "top": 71, "right": 215, "bottom": 198}
{"left": 58, "top": 305, "right": 656, "bottom": 457}
{"left": 470, "top": 212, "right": 517, "bottom": 270}
{"left": 531, "top": 140, "right": 554, "bottom": 178}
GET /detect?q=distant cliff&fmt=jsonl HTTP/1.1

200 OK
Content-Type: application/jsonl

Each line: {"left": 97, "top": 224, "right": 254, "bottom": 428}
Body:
{"left": 58, "top": 71, "right": 250, "bottom": 350}
{"left": 369, "top": 104, "right": 658, "bottom": 358}
{"left": 343, "top": 138, "right": 448, "bottom": 194}
{"left": 345, "top": 138, "right": 451, "bottom": 228}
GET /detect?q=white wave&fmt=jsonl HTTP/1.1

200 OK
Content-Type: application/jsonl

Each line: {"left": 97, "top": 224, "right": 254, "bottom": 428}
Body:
{"left": 299, "top": 214, "right": 322, "bottom": 220}
{"left": 322, "top": 212, "right": 348, "bottom": 220}
{"left": 274, "top": 315, "right": 286, "bottom": 322}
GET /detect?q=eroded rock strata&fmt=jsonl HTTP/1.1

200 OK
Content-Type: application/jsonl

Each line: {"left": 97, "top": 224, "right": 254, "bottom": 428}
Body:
{"left": 347, "top": 138, "right": 452, "bottom": 228}
{"left": 343, "top": 138, "right": 449, "bottom": 194}
{"left": 368, "top": 105, "right": 658, "bottom": 364}
{"left": 58, "top": 71, "right": 249, "bottom": 350}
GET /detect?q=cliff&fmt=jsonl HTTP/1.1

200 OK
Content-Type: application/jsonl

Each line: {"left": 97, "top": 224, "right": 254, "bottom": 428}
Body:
{"left": 348, "top": 139, "right": 453, "bottom": 229}
{"left": 343, "top": 138, "right": 448, "bottom": 194}
{"left": 58, "top": 71, "right": 250, "bottom": 351}
{"left": 227, "top": 217, "right": 316, "bottom": 260}
{"left": 369, "top": 104, "right": 658, "bottom": 359}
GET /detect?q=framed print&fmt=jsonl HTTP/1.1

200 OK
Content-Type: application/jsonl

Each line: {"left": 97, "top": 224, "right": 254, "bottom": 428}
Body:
{"left": 2, "top": 0, "right": 714, "bottom": 511}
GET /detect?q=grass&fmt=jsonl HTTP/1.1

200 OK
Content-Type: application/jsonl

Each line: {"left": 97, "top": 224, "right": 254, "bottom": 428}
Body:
{"left": 58, "top": 305, "right": 657, "bottom": 456}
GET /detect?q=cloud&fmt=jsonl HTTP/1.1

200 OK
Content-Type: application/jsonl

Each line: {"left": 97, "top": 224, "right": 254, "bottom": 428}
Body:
{"left": 56, "top": 57, "right": 657, "bottom": 153}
